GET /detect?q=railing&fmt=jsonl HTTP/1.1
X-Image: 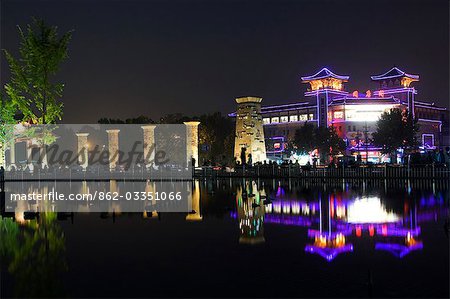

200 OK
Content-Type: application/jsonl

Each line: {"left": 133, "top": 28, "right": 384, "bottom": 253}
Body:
{"left": 195, "top": 164, "right": 450, "bottom": 180}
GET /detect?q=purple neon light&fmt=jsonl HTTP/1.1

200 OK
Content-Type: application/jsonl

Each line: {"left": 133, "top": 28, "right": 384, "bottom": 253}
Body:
{"left": 261, "top": 102, "right": 311, "bottom": 109}
{"left": 304, "top": 89, "right": 349, "bottom": 96}
{"left": 375, "top": 242, "right": 423, "bottom": 258}
{"left": 418, "top": 118, "right": 442, "bottom": 123}
{"left": 370, "top": 67, "right": 419, "bottom": 81}
{"left": 415, "top": 104, "right": 447, "bottom": 111}
{"left": 264, "top": 214, "right": 313, "bottom": 227}
{"left": 301, "top": 68, "right": 350, "bottom": 81}
{"left": 305, "top": 244, "right": 353, "bottom": 261}
{"left": 261, "top": 106, "right": 318, "bottom": 114}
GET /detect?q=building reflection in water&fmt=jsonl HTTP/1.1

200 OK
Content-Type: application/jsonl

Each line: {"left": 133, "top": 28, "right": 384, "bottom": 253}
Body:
{"left": 236, "top": 180, "right": 265, "bottom": 244}
{"left": 186, "top": 180, "right": 202, "bottom": 221}
{"left": 230, "top": 180, "right": 446, "bottom": 261}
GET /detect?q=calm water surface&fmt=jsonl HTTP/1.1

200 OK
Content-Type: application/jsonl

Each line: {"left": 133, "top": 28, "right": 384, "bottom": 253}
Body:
{"left": 1, "top": 179, "right": 449, "bottom": 298}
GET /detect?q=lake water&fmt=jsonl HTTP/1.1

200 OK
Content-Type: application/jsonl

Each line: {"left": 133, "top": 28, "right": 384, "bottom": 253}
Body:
{"left": 1, "top": 179, "right": 449, "bottom": 298}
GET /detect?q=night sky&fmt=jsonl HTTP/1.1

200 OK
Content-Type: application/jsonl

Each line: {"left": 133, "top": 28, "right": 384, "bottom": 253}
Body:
{"left": 1, "top": 0, "right": 449, "bottom": 123}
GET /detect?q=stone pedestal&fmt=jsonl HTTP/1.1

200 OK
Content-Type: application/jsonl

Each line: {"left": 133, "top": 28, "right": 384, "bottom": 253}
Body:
{"left": 106, "top": 129, "right": 120, "bottom": 170}
{"left": 184, "top": 121, "right": 200, "bottom": 167}
{"left": 141, "top": 125, "right": 156, "bottom": 168}
{"left": 76, "top": 133, "right": 90, "bottom": 170}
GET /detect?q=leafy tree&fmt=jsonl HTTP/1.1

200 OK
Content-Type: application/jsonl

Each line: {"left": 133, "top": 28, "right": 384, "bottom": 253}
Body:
{"left": 293, "top": 123, "right": 346, "bottom": 163}
{"left": 197, "top": 112, "right": 234, "bottom": 165}
{"left": 0, "top": 93, "right": 17, "bottom": 168}
{"left": 4, "top": 18, "right": 72, "bottom": 124}
{"left": 372, "top": 108, "right": 419, "bottom": 161}
{"left": 293, "top": 122, "right": 315, "bottom": 154}
{"left": 98, "top": 115, "right": 154, "bottom": 124}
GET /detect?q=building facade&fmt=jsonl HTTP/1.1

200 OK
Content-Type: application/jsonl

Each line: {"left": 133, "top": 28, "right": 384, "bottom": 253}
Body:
{"left": 230, "top": 67, "right": 449, "bottom": 163}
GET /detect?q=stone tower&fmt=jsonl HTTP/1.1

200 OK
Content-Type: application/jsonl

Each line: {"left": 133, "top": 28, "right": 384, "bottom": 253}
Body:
{"left": 234, "top": 96, "right": 267, "bottom": 164}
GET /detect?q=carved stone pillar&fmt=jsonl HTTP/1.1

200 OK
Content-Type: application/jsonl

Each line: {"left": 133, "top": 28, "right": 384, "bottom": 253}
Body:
{"left": 106, "top": 129, "right": 120, "bottom": 170}
{"left": 183, "top": 121, "right": 200, "bottom": 167}
{"left": 76, "top": 133, "right": 89, "bottom": 170}
{"left": 141, "top": 125, "right": 156, "bottom": 168}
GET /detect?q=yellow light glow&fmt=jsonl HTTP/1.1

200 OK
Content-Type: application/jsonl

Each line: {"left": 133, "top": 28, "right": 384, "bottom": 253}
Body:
{"left": 366, "top": 90, "right": 372, "bottom": 97}
{"left": 352, "top": 91, "right": 358, "bottom": 97}
{"left": 401, "top": 77, "right": 418, "bottom": 87}
{"left": 308, "top": 78, "right": 344, "bottom": 91}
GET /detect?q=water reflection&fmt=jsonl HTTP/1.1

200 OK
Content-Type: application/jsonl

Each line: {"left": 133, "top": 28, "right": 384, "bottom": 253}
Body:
{"left": 1, "top": 178, "right": 449, "bottom": 297}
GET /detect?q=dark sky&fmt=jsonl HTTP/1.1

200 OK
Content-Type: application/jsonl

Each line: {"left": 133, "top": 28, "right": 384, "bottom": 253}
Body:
{"left": 1, "top": 0, "right": 449, "bottom": 123}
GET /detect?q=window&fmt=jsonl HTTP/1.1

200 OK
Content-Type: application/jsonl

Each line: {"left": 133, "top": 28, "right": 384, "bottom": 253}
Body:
{"left": 353, "top": 126, "right": 356, "bottom": 131}
{"left": 289, "top": 115, "right": 298, "bottom": 122}
{"left": 280, "top": 116, "right": 288, "bottom": 123}
{"left": 334, "top": 111, "right": 344, "bottom": 119}
{"left": 299, "top": 114, "right": 308, "bottom": 121}
{"left": 271, "top": 117, "right": 279, "bottom": 123}
{"left": 422, "top": 134, "right": 435, "bottom": 148}
{"left": 263, "top": 118, "right": 270, "bottom": 125}
{"left": 309, "top": 113, "right": 314, "bottom": 120}
{"left": 348, "top": 125, "right": 351, "bottom": 131}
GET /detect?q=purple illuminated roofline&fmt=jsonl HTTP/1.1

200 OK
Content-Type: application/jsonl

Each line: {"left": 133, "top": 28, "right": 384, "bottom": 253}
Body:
{"left": 305, "top": 244, "right": 353, "bottom": 262}
{"left": 375, "top": 242, "right": 423, "bottom": 258}
{"left": 301, "top": 67, "right": 350, "bottom": 81}
{"left": 260, "top": 106, "right": 318, "bottom": 114}
{"left": 370, "top": 67, "right": 419, "bottom": 80}
{"left": 261, "top": 102, "right": 310, "bottom": 109}
{"left": 415, "top": 104, "right": 447, "bottom": 111}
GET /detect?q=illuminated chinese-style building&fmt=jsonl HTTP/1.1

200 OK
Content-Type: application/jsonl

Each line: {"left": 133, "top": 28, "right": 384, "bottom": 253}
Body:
{"left": 230, "top": 67, "right": 449, "bottom": 162}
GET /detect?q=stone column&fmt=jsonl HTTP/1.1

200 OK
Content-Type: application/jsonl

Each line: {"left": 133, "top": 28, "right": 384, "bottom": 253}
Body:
{"left": 75, "top": 133, "right": 89, "bottom": 170}
{"left": 106, "top": 129, "right": 120, "bottom": 170}
{"left": 9, "top": 139, "right": 16, "bottom": 170}
{"left": 141, "top": 125, "right": 156, "bottom": 168}
{"left": 184, "top": 121, "right": 200, "bottom": 167}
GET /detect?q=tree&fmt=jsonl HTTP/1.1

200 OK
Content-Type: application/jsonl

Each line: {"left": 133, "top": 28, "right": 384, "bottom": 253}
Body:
{"left": 293, "top": 122, "right": 315, "bottom": 154}
{"left": 293, "top": 123, "right": 346, "bottom": 163}
{"left": 372, "top": 108, "right": 419, "bottom": 162}
{"left": 0, "top": 93, "right": 17, "bottom": 168}
{"left": 4, "top": 18, "right": 72, "bottom": 124}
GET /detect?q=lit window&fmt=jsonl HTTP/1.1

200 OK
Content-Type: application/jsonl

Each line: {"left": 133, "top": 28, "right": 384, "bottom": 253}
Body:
{"left": 289, "top": 115, "right": 298, "bottom": 122}
{"left": 299, "top": 114, "right": 308, "bottom": 121}
{"left": 334, "top": 111, "right": 344, "bottom": 119}
{"left": 263, "top": 118, "right": 270, "bottom": 124}
{"left": 271, "top": 117, "right": 279, "bottom": 123}
{"left": 309, "top": 113, "right": 314, "bottom": 120}
{"left": 280, "top": 116, "right": 289, "bottom": 123}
